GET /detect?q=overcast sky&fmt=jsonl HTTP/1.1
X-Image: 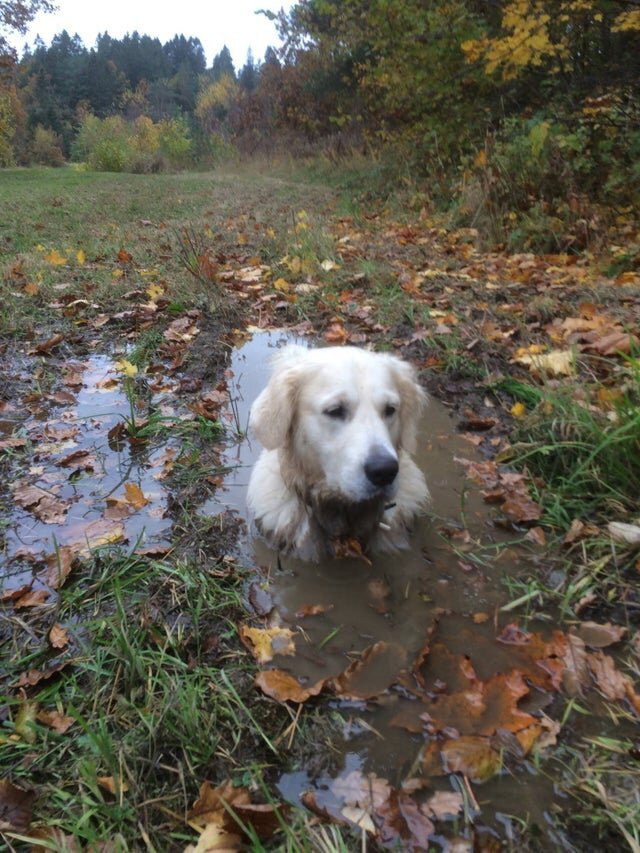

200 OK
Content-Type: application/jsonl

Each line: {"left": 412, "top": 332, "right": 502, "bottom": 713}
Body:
{"left": 8, "top": 1, "right": 293, "bottom": 69}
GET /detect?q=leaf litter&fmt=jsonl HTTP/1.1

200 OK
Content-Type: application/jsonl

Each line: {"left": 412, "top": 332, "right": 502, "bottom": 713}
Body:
{"left": 3, "top": 184, "right": 640, "bottom": 850}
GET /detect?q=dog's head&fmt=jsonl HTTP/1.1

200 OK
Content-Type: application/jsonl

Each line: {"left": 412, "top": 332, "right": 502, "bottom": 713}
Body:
{"left": 249, "top": 346, "right": 427, "bottom": 504}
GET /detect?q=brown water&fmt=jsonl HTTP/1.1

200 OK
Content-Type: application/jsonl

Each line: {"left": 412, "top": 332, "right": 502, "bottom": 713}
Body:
{"left": 203, "top": 332, "right": 571, "bottom": 843}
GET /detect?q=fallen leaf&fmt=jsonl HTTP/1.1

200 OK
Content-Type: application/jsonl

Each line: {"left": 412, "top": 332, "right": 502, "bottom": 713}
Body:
{"left": 421, "top": 790, "right": 464, "bottom": 819}
{"left": 577, "top": 622, "right": 627, "bottom": 648}
{"left": 608, "top": 521, "right": 640, "bottom": 547}
{"left": 439, "top": 736, "right": 503, "bottom": 783}
{"left": 42, "top": 546, "right": 76, "bottom": 589}
{"left": 49, "top": 623, "right": 70, "bottom": 649}
{"left": 254, "top": 669, "right": 326, "bottom": 703}
{"left": 238, "top": 625, "right": 296, "bottom": 664}
{"left": 37, "top": 709, "right": 75, "bottom": 733}
{"left": 0, "top": 779, "right": 35, "bottom": 832}
{"left": 15, "top": 661, "right": 70, "bottom": 688}
{"left": 15, "top": 701, "right": 38, "bottom": 743}
{"left": 331, "top": 641, "right": 407, "bottom": 700}
{"left": 97, "top": 775, "right": 129, "bottom": 795}
{"left": 124, "top": 482, "right": 149, "bottom": 510}
{"left": 14, "top": 588, "right": 50, "bottom": 609}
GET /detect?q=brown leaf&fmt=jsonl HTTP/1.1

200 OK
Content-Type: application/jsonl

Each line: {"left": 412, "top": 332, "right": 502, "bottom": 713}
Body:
{"left": 29, "top": 827, "right": 82, "bottom": 853}
{"left": 1, "top": 584, "right": 33, "bottom": 602}
{"left": 439, "top": 736, "right": 503, "bottom": 783}
{"left": 294, "top": 602, "right": 334, "bottom": 618}
{"left": 49, "top": 623, "right": 70, "bottom": 649}
{"left": 500, "top": 492, "right": 543, "bottom": 524}
{"left": 0, "top": 779, "right": 35, "bottom": 832}
{"left": 331, "top": 641, "right": 407, "bottom": 700}
{"left": 421, "top": 790, "right": 464, "bottom": 819}
{"left": 124, "top": 481, "right": 149, "bottom": 510}
{"left": 37, "top": 709, "right": 75, "bottom": 733}
{"left": 378, "top": 791, "right": 436, "bottom": 851}
{"left": 15, "top": 661, "right": 70, "bottom": 688}
{"left": 577, "top": 621, "right": 627, "bottom": 648}
{"left": 42, "top": 546, "right": 76, "bottom": 589}
{"left": 14, "top": 588, "right": 51, "bottom": 609}
{"left": 254, "top": 669, "right": 326, "bottom": 703}
{"left": 324, "top": 321, "right": 348, "bottom": 344}
{"left": 185, "top": 823, "right": 242, "bottom": 852}
{"left": 97, "top": 775, "right": 129, "bottom": 795}
{"left": 587, "top": 650, "right": 628, "bottom": 700}
{"left": 35, "top": 333, "right": 65, "bottom": 354}
{"left": 331, "top": 770, "right": 391, "bottom": 812}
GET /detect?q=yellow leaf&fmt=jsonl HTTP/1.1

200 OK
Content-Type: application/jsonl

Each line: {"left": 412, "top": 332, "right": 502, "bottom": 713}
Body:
{"left": 23, "top": 282, "right": 40, "bottom": 296}
{"left": 239, "top": 625, "right": 296, "bottom": 664}
{"left": 515, "top": 349, "right": 575, "bottom": 376}
{"left": 115, "top": 359, "right": 138, "bottom": 377}
{"left": 76, "top": 249, "right": 86, "bottom": 265}
{"left": 510, "top": 401, "right": 527, "bottom": 419}
{"left": 474, "top": 149, "right": 487, "bottom": 168}
{"left": 146, "top": 283, "right": 164, "bottom": 301}
{"left": 44, "top": 249, "right": 67, "bottom": 266}
{"left": 273, "top": 277, "right": 290, "bottom": 293}
{"left": 124, "top": 482, "right": 149, "bottom": 510}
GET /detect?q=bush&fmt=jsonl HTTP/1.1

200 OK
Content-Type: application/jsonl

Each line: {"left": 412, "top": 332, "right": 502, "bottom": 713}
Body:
{"left": 71, "top": 113, "right": 192, "bottom": 172}
{"left": 456, "top": 94, "right": 640, "bottom": 252}
{"left": 31, "top": 125, "right": 65, "bottom": 166}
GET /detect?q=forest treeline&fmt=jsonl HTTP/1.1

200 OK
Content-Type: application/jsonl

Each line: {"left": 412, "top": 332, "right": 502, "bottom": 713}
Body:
{"left": 1, "top": 0, "right": 639, "bottom": 251}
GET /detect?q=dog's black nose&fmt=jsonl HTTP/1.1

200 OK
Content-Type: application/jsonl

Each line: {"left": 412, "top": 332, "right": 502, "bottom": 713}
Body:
{"left": 364, "top": 450, "right": 399, "bottom": 488}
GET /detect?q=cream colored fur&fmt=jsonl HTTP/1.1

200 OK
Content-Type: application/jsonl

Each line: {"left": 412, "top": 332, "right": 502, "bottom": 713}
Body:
{"left": 247, "top": 345, "right": 429, "bottom": 561}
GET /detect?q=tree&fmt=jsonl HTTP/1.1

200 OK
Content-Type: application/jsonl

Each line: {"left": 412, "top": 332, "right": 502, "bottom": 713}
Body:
{"left": 211, "top": 45, "right": 235, "bottom": 81}
{"left": 239, "top": 48, "right": 259, "bottom": 92}
{"left": 1, "top": 0, "right": 55, "bottom": 56}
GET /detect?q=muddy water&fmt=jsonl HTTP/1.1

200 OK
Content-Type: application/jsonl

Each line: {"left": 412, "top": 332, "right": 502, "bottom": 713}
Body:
{"left": 208, "top": 332, "right": 565, "bottom": 839}
{"left": 2, "top": 354, "right": 177, "bottom": 591}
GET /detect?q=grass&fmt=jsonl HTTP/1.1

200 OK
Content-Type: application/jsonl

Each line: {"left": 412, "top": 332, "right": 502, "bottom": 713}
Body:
{"left": 1, "top": 549, "right": 292, "bottom": 850}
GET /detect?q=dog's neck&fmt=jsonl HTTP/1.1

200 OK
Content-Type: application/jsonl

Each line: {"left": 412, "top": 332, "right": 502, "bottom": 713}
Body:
{"left": 304, "top": 488, "right": 387, "bottom": 545}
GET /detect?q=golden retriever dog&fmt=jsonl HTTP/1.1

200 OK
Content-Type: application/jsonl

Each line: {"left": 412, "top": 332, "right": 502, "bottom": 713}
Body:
{"left": 247, "top": 346, "right": 428, "bottom": 561}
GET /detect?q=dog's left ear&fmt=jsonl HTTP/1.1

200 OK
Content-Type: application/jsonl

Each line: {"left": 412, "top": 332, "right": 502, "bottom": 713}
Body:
{"left": 249, "top": 365, "right": 301, "bottom": 450}
{"left": 390, "top": 359, "right": 427, "bottom": 453}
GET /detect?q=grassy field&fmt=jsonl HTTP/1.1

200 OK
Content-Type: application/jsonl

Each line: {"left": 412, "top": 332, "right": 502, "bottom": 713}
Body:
{"left": 1, "top": 166, "right": 639, "bottom": 851}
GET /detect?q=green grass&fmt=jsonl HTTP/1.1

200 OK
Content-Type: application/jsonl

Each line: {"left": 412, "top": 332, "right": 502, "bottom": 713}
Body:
{"left": 511, "top": 371, "right": 640, "bottom": 528}
{"left": 1, "top": 550, "right": 294, "bottom": 850}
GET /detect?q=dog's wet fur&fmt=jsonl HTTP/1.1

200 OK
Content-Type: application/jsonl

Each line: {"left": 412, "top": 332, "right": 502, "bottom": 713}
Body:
{"left": 247, "top": 345, "right": 429, "bottom": 561}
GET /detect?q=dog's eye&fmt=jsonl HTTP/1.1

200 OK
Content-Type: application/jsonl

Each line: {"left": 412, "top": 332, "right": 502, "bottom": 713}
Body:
{"left": 324, "top": 404, "right": 347, "bottom": 420}
{"left": 384, "top": 404, "right": 397, "bottom": 418}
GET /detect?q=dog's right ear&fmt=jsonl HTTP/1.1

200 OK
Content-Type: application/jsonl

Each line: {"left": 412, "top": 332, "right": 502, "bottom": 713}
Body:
{"left": 249, "top": 366, "right": 301, "bottom": 450}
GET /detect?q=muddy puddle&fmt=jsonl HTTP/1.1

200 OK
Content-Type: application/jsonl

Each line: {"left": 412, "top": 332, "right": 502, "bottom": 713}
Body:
{"left": 205, "top": 331, "right": 579, "bottom": 844}
{"left": 1, "top": 352, "right": 180, "bottom": 593}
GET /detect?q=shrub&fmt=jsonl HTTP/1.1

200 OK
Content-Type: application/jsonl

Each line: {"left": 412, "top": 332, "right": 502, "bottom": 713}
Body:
{"left": 31, "top": 125, "right": 65, "bottom": 166}
{"left": 456, "top": 94, "right": 640, "bottom": 252}
{"left": 71, "top": 113, "right": 192, "bottom": 172}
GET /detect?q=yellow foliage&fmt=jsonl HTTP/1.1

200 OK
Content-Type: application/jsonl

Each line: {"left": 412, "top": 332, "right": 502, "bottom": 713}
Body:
{"left": 461, "top": 0, "right": 608, "bottom": 79}
{"left": 612, "top": 10, "right": 640, "bottom": 33}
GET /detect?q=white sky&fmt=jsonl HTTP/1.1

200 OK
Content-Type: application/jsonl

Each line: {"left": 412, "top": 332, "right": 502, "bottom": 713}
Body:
{"left": 8, "top": 0, "right": 293, "bottom": 69}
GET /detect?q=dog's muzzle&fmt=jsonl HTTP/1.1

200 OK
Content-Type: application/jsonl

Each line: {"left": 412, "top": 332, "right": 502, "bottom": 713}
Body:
{"left": 364, "top": 448, "right": 399, "bottom": 489}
